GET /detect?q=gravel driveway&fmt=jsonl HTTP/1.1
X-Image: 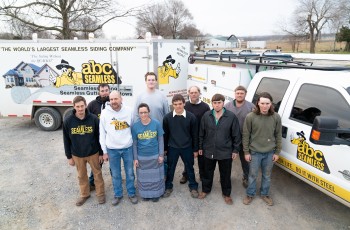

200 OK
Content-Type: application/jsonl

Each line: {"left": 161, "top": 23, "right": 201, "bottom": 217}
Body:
{"left": 1, "top": 117, "right": 350, "bottom": 230}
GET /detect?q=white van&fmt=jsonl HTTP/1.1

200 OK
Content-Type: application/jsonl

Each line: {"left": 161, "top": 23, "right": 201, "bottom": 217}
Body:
{"left": 188, "top": 54, "right": 350, "bottom": 207}
{"left": 246, "top": 69, "right": 350, "bottom": 207}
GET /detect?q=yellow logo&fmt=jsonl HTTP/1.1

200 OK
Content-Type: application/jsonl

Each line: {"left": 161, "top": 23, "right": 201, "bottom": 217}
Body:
{"left": 82, "top": 61, "right": 116, "bottom": 84}
{"left": 50, "top": 59, "right": 122, "bottom": 87}
{"left": 291, "top": 131, "right": 330, "bottom": 174}
{"left": 158, "top": 55, "right": 180, "bottom": 85}
{"left": 137, "top": 130, "right": 157, "bottom": 140}
{"left": 110, "top": 119, "right": 130, "bottom": 130}
{"left": 71, "top": 125, "right": 93, "bottom": 135}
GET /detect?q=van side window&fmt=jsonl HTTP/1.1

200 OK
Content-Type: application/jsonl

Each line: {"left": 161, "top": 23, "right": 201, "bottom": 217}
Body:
{"left": 290, "top": 84, "right": 350, "bottom": 131}
{"left": 252, "top": 78, "right": 289, "bottom": 112}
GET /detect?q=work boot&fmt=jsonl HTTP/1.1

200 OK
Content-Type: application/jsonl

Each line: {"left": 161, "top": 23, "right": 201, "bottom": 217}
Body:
{"left": 129, "top": 195, "right": 138, "bottom": 204}
{"left": 162, "top": 189, "right": 173, "bottom": 198}
{"left": 97, "top": 195, "right": 106, "bottom": 204}
{"left": 223, "top": 195, "right": 233, "bottom": 205}
{"left": 180, "top": 175, "right": 188, "bottom": 184}
{"left": 190, "top": 189, "right": 199, "bottom": 198}
{"left": 261, "top": 196, "right": 273, "bottom": 206}
{"left": 243, "top": 195, "right": 253, "bottom": 205}
{"left": 198, "top": 192, "right": 207, "bottom": 199}
{"left": 112, "top": 197, "right": 122, "bottom": 206}
{"left": 76, "top": 195, "right": 90, "bottom": 206}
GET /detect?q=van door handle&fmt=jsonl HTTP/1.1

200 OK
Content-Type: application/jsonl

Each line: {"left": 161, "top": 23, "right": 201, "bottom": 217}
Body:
{"left": 282, "top": 126, "right": 288, "bottom": 138}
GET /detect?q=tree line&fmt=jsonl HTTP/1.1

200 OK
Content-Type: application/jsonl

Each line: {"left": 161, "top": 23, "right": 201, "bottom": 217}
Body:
{"left": 0, "top": 0, "right": 349, "bottom": 53}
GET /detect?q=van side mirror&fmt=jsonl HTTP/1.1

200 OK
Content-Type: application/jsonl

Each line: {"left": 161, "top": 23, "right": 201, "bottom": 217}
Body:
{"left": 310, "top": 116, "right": 350, "bottom": 146}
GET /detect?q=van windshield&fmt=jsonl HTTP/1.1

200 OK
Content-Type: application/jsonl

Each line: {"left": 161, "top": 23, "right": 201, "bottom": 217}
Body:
{"left": 346, "top": 87, "right": 350, "bottom": 95}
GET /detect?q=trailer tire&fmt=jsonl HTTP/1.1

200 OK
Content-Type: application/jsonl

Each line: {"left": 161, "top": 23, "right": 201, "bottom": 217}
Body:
{"left": 34, "top": 107, "right": 62, "bottom": 131}
{"left": 62, "top": 107, "right": 74, "bottom": 122}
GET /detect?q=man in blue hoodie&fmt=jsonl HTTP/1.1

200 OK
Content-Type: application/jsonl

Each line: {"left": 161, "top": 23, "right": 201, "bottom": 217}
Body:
{"left": 63, "top": 96, "right": 105, "bottom": 206}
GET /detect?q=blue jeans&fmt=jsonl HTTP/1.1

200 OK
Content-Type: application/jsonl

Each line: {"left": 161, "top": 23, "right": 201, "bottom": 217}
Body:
{"left": 246, "top": 151, "right": 274, "bottom": 197}
{"left": 107, "top": 147, "right": 136, "bottom": 198}
{"left": 166, "top": 146, "right": 198, "bottom": 190}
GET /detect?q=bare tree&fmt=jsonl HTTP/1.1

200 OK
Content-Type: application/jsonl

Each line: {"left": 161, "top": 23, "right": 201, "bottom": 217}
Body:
{"left": 72, "top": 16, "right": 104, "bottom": 39}
{"left": 135, "top": 0, "right": 198, "bottom": 39}
{"left": 136, "top": 3, "right": 170, "bottom": 37}
{"left": 291, "top": 0, "right": 340, "bottom": 53}
{"left": 178, "top": 24, "right": 199, "bottom": 39}
{"left": 279, "top": 17, "right": 309, "bottom": 52}
{"left": 165, "top": 0, "right": 193, "bottom": 39}
{"left": 0, "top": 0, "right": 138, "bottom": 39}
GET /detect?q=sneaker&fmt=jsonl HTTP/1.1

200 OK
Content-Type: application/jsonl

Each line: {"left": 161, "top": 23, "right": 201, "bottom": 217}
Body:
{"left": 76, "top": 195, "right": 90, "bottom": 206}
{"left": 242, "top": 178, "right": 248, "bottom": 188}
{"left": 97, "top": 195, "right": 106, "bottom": 204}
{"left": 261, "top": 196, "right": 273, "bottom": 206}
{"left": 180, "top": 176, "right": 188, "bottom": 184}
{"left": 90, "top": 185, "right": 96, "bottom": 191}
{"left": 198, "top": 192, "right": 207, "bottom": 199}
{"left": 190, "top": 189, "right": 199, "bottom": 198}
{"left": 112, "top": 197, "right": 122, "bottom": 206}
{"left": 152, "top": 197, "right": 160, "bottom": 202}
{"left": 129, "top": 195, "right": 138, "bottom": 204}
{"left": 223, "top": 195, "right": 233, "bottom": 205}
{"left": 243, "top": 195, "right": 253, "bottom": 205}
{"left": 162, "top": 189, "right": 173, "bottom": 198}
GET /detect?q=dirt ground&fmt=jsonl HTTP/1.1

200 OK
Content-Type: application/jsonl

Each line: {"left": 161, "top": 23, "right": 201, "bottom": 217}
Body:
{"left": 1, "top": 117, "right": 350, "bottom": 230}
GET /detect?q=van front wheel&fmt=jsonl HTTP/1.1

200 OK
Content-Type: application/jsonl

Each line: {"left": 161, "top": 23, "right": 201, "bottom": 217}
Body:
{"left": 34, "top": 107, "right": 62, "bottom": 131}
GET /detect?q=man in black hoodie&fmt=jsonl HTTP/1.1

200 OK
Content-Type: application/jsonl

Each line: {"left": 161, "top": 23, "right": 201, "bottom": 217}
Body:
{"left": 87, "top": 83, "right": 110, "bottom": 191}
{"left": 63, "top": 96, "right": 105, "bottom": 206}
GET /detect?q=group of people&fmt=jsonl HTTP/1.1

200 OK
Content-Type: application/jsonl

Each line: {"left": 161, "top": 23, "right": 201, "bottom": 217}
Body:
{"left": 63, "top": 71, "right": 282, "bottom": 207}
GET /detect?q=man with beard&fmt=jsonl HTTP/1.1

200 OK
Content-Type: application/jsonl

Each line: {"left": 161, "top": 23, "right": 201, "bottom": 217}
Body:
{"left": 87, "top": 83, "right": 110, "bottom": 191}
{"left": 225, "top": 85, "right": 255, "bottom": 188}
{"left": 100, "top": 91, "right": 137, "bottom": 205}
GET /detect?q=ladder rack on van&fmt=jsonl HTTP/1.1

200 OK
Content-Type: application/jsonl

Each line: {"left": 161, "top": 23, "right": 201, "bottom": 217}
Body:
{"left": 188, "top": 55, "right": 350, "bottom": 72}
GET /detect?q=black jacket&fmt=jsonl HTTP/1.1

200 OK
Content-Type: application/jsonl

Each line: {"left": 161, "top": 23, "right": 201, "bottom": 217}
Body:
{"left": 63, "top": 109, "right": 102, "bottom": 159}
{"left": 87, "top": 96, "right": 109, "bottom": 118}
{"left": 199, "top": 109, "right": 241, "bottom": 160}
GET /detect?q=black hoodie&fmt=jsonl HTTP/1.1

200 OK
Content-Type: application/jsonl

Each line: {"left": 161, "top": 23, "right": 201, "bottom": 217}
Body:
{"left": 63, "top": 109, "right": 102, "bottom": 159}
{"left": 87, "top": 96, "right": 109, "bottom": 119}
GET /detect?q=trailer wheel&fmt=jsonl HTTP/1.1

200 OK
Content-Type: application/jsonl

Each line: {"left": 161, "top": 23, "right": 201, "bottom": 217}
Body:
{"left": 62, "top": 107, "right": 74, "bottom": 122}
{"left": 34, "top": 107, "right": 62, "bottom": 131}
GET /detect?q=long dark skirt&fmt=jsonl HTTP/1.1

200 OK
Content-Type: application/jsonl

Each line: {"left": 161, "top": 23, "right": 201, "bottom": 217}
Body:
{"left": 137, "top": 154, "right": 165, "bottom": 198}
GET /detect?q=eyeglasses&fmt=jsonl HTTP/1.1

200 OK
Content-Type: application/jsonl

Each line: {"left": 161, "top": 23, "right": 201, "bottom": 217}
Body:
{"left": 139, "top": 112, "right": 149, "bottom": 114}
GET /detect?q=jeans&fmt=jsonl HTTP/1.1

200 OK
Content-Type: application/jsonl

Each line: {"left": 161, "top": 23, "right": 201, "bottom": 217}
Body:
{"left": 166, "top": 147, "right": 198, "bottom": 190}
{"left": 107, "top": 147, "right": 136, "bottom": 198}
{"left": 182, "top": 154, "right": 205, "bottom": 181}
{"left": 246, "top": 151, "right": 274, "bottom": 197}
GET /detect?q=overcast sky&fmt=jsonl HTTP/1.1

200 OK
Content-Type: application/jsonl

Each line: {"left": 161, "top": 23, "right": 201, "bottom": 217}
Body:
{"left": 103, "top": 0, "right": 297, "bottom": 38}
